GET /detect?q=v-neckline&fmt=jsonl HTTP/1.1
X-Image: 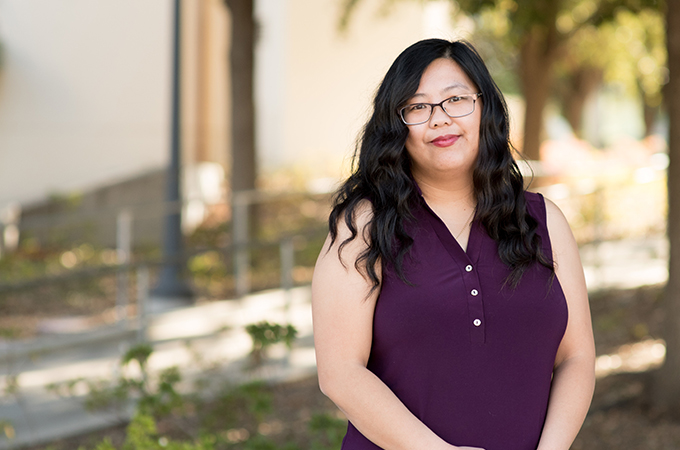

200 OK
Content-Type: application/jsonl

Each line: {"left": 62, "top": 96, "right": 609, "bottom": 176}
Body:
{"left": 416, "top": 193, "right": 481, "bottom": 266}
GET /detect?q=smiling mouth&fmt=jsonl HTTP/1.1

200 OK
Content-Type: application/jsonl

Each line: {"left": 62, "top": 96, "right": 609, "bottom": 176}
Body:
{"left": 431, "top": 135, "right": 459, "bottom": 147}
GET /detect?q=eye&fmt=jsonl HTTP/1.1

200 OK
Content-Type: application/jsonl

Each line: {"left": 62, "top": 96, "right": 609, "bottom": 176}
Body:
{"left": 405, "top": 103, "right": 428, "bottom": 112}
{"left": 446, "top": 96, "right": 464, "bottom": 104}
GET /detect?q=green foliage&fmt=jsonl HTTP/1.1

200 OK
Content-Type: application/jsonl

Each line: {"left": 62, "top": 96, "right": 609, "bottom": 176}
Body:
{"left": 46, "top": 343, "right": 184, "bottom": 420}
{"left": 3, "top": 374, "right": 19, "bottom": 397}
{"left": 92, "top": 437, "right": 117, "bottom": 450}
{"left": 47, "top": 191, "right": 84, "bottom": 209}
{"left": 239, "top": 434, "right": 284, "bottom": 450}
{"left": 338, "top": 0, "right": 665, "bottom": 142}
{"left": 200, "top": 381, "right": 273, "bottom": 432}
{"left": 551, "top": 4, "right": 666, "bottom": 114}
{"left": 308, "top": 413, "right": 347, "bottom": 450}
{"left": 246, "top": 322, "right": 297, "bottom": 350}
{"left": 45, "top": 346, "right": 347, "bottom": 450}
{"left": 237, "top": 382, "right": 274, "bottom": 422}
{"left": 83, "top": 378, "right": 131, "bottom": 412}
{"left": 600, "top": 9, "right": 666, "bottom": 105}
{"left": 337, "top": 0, "right": 362, "bottom": 31}
{"left": 468, "top": 5, "right": 521, "bottom": 94}
{"left": 245, "top": 322, "right": 298, "bottom": 366}
{"left": 122, "top": 343, "right": 153, "bottom": 370}
{"left": 46, "top": 377, "right": 84, "bottom": 397}
{"left": 89, "top": 413, "right": 214, "bottom": 450}
{"left": 121, "top": 413, "right": 159, "bottom": 450}
{"left": 0, "top": 326, "right": 20, "bottom": 339}
{"left": 188, "top": 251, "right": 230, "bottom": 296}
{"left": 0, "top": 420, "right": 15, "bottom": 440}
{"left": 456, "top": 0, "right": 662, "bottom": 37}
{"left": 472, "top": 0, "right": 665, "bottom": 140}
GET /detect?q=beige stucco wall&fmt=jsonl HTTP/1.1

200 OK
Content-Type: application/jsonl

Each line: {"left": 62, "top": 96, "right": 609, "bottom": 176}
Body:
{"left": 260, "top": 0, "right": 465, "bottom": 185}
{"left": 0, "top": 0, "right": 174, "bottom": 207}
{"left": 0, "top": 0, "right": 464, "bottom": 210}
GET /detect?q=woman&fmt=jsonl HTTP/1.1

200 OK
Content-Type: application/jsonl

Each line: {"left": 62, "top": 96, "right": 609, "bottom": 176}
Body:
{"left": 312, "top": 39, "right": 595, "bottom": 450}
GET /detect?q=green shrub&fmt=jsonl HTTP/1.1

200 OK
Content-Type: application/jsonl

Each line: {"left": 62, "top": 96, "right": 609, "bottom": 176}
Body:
{"left": 245, "top": 322, "right": 297, "bottom": 366}
{"left": 90, "top": 413, "right": 214, "bottom": 450}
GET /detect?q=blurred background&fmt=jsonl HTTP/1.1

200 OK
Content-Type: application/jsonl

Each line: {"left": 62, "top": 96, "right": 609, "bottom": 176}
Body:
{"left": 0, "top": 0, "right": 678, "bottom": 449}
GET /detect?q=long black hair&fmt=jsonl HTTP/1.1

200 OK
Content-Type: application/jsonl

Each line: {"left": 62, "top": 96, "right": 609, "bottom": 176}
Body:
{"left": 328, "top": 38, "right": 553, "bottom": 291}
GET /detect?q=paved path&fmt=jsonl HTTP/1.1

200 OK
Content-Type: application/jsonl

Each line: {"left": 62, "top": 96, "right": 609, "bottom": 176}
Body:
{"left": 0, "top": 236, "right": 670, "bottom": 449}
{"left": 580, "top": 236, "right": 667, "bottom": 291}
{"left": 0, "top": 286, "right": 317, "bottom": 449}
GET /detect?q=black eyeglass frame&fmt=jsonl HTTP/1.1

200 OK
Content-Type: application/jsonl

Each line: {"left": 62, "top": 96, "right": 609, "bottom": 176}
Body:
{"left": 399, "top": 92, "right": 483, "bottom": 125}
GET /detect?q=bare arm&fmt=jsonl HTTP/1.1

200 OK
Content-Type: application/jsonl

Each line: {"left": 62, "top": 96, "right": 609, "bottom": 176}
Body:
{"left": 312, "top": 204, "right": 483, "bottom": 450}
{"left": 536, "top": 199, "right": 596, "bottom": 450}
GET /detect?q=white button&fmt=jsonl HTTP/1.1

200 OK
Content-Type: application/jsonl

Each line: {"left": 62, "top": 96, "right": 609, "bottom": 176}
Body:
{"left": 473, "top": 319, "right": 482, "bottom": 327}
{"left": 465, "top": 265, "right": 473, "bottom": 272}
{"left": 471, "top": 289, "right": 479, "bottom": 296}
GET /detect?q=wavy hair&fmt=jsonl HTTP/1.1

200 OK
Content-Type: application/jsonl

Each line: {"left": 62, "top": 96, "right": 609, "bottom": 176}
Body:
{"left": 328, "top": 39, "right": 553, "bottom": 291}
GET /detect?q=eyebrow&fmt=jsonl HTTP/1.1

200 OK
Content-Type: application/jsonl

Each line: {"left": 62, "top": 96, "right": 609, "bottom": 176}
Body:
{"left": 410, "top": 83, "right": 470, "bottom": 99}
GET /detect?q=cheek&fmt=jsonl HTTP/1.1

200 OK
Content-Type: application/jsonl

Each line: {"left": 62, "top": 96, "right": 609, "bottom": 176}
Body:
{"left": 467, "top": 117, "right": 482, "bottom": 147}
{"left": 470, "top": 130, "right": 480, "bottom": 148}
{"left": 404, "top": 130, "right": 421, "bottom": 157}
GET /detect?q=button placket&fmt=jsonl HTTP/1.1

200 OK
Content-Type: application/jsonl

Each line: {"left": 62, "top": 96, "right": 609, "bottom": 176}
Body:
{"left": 463, "top": 262, "right": 485, "bottom": 344}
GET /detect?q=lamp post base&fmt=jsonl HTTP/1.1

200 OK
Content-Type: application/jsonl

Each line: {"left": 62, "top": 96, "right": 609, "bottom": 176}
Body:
{"left": 151, "top": 265, "right": 193, "bottom": 299}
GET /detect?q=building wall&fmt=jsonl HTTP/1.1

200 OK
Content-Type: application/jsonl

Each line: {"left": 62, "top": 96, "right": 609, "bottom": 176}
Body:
{"left": 261, "top": 0, "right": 462, "bottom": 183}
{"left": 0, "top": 0, "right": 462, "bottom": 224}
{"left": 0, "top": 0, "right": 174, "bottom": 208}
{"left": 21, "top": 169, "right": 167, "bottom": 248}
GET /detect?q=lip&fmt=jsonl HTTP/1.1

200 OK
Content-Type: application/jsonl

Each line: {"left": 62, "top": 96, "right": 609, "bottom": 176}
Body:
{"left": 431, "top": 134, "right": 460, "bottom": 147}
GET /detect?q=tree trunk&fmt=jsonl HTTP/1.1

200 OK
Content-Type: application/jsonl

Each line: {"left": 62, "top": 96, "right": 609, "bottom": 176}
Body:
{"left": 225, "top": 0, "right": 258, "bottom": 296}
{"left": 518, "top": 24, "right": 561, "bottom": 161}
{"left": 652, "top": 0, "right": 680, "bottom": 418}
{"left": 562, "top": 67, "right": 602, "bottom": 139}
{"left": 226, "top": 0, "right": 257, "bottom": 194}
{"left": 643, "top": 100, "right": 658, "bottom": 138}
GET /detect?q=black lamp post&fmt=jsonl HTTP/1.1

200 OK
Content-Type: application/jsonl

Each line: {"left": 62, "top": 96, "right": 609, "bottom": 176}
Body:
{"left": 152, "top": 0, "right": 193, "bottom": 299}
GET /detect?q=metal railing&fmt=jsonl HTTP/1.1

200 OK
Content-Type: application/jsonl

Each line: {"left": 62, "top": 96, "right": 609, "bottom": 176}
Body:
{"left": 0, "top": 189, "right": 330, "bottom": 358}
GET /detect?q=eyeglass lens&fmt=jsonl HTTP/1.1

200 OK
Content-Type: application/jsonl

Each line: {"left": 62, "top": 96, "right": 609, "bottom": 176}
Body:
{"left": 401, "top": 96, "right": 476, "bottom": 125}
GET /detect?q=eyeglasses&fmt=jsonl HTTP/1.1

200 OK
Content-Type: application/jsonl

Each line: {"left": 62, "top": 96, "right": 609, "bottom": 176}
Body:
{"left": 399, "top": 93, "right": 482, "bottom": 125}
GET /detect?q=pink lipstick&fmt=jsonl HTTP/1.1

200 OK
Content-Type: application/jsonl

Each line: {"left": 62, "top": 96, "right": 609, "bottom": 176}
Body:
{"left": 431, "top": 134, "right": 459, "bottom": 147}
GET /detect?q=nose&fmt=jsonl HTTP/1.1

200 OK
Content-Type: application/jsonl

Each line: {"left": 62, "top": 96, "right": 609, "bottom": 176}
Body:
{"left": 429, "top": 103, "right": 451, "bottom": 127}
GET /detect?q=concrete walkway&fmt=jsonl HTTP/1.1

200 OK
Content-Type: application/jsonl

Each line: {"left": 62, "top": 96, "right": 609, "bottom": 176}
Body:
{"left": 580, "top": 236, "right": 668, "bottom": 291}
{"left": 0, "top": 235, "right": 670, "bottom": 449}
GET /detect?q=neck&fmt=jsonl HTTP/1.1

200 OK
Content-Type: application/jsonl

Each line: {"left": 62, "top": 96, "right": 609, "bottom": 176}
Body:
{"left": 412, "top": 171, "right": 475, "bottom": 208}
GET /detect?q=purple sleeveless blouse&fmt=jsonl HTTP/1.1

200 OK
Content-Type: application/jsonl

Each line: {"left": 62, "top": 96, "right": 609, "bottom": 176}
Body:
{"left": 341, "top": 190, "right": 568, "bottom": 450}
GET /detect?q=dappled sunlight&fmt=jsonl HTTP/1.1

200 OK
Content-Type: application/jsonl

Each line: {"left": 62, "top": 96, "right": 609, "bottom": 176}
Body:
{"left": 581, "top": 237, "right": 668, "bottom": 290}
{"left": 533, "top": 137, "right": 667, "bottom": 259}
{"left": 595, "top": 338, "right": 665, "bottom": 379}
{"left": 531, "top": 136, "right": 670, "bottom": 293}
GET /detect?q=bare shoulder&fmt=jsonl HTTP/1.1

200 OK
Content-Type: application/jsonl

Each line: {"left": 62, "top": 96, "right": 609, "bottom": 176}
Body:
{"left": 542, "top": 197, "right": 587, "bottom": 300}
{"left": 312, "top": 200, "right": 380, "bottom": 392}
{"left": 324, "top": 199, "right": 375, "bottom": 258}
{"left": 543, "top": 197, "right": 572, "bottom": 239}
{"left": 542, "top": 197, "right": 578, "bottom": 257}
{"left": 314, "top": 198, "right": 379, "bottom": 290}
{"left": 336, "top": 199, "right": 374, "bottom": 236}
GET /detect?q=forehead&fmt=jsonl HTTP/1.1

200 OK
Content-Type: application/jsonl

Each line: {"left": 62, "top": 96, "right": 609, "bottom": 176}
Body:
{"left": 411, "top": 58, "right": 476, "bottom": 99}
